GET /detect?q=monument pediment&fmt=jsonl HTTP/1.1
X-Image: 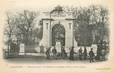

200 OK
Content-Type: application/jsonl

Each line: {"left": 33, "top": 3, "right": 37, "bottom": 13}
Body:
{"left": 51, "top": 6, "right": 73, "bottom": 18}
{"left": 42, "top": 6, "right": 73, "bottom": 18}
{"left": 50, "top": 5, "right": 65, "bottom": 17}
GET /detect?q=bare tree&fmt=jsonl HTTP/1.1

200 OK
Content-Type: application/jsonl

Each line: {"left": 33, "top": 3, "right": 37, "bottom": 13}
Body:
{"left": 15, "top": 10, "right": 37, "bottom": 45}
{"left": 5, "top": 10, "right": 42, "bottom": 53}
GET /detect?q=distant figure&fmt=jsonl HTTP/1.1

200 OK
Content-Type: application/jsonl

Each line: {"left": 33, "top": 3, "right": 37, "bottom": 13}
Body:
{"left": 46, "top": 47, "right": 51, "bottom": 59}
{"left": 69, "top": 47, "right": 74, "bottom": 60}
{"left": 10, "top": 41, "right": 19, "bottom": 54}
{"left": 61, "top": 46, "right": 67, "bottom": 59}
{"left": 52, "top": 47, "right": 57, "bottom": 59}
{"left": 89, "top": 48, "right": 95, "bottom": 63}
{"left": 79, "top": 47, "right": 83, "bottom": 60}
{"left": 83, "top": 47, "right": 87, "bottom": 60}
{"left": 40, "top": 45, "right": 44, "bottom": 53}
{"left": 101, "top": 49, "right": 106, "bottom": 61}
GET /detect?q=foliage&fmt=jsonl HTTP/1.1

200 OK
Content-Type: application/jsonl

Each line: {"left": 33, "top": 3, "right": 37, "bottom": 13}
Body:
{"left": 65, "top": 5, "right": 109, "bottom": 46}
{"left": 5, "top": 10, "right": 42, "bottom": 48}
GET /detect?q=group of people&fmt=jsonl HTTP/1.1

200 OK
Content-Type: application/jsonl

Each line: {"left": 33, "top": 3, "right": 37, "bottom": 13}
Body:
{"left": 46, "top": 47, "right": 67, "bottom": 59}
{"left": 68, "top": 47, "right": 95, "bottom": 63}
{"left": 45, "top": 46, "right": 96, "bottom": 63}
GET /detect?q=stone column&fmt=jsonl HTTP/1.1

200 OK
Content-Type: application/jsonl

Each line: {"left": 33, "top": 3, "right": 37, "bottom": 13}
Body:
{"left": 39, "top": 19, "right": 51, "bottom": 48}
{"left": 65, "top": 19, "right": 74, "bottom": 48}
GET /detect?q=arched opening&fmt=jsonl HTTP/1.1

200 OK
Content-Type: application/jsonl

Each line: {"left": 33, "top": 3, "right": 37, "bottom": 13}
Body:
{"left": 52, "top": 24, "right": 65, "bottom": 47}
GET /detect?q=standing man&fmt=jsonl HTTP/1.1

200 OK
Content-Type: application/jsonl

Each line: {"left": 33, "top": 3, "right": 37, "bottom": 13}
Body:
{"left": 61, "top": 46, "right": 67, "bottom": 59}
{"left": 52, "top": 47, "right": 57, "bottom": 59}
{"left": 69, "top": 47, "right": 74, "bottom": 60}
{"left": 83, "top": 47, "right": 87, "bottom": 60}
{"left": 46, "top": 47, "right": 51, "bottom": 59}
{"left": 89, "top": 48, "right": 95, "bottom": 63}
{"left": 79, "top": 47, "right": 83, "bottom": 60}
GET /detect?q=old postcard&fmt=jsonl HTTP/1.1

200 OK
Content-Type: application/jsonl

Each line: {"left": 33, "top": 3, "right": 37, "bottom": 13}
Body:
{"left": 0, "top": 0, "right": 114, "bottom": 73}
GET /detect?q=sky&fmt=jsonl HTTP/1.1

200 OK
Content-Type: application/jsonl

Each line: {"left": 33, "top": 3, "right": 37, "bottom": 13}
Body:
{"left": 3, "top": 0, "right": 109, "bottom": 12}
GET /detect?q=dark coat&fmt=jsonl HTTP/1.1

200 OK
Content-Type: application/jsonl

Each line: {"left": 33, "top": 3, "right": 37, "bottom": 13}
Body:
{"left": 89, "top": 51, "right": 95, "bottom": 58}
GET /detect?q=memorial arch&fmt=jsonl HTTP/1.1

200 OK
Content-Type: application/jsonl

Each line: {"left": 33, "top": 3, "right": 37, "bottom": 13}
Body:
{"left": 39, "top": 6, "right": 77, "bottom": 49}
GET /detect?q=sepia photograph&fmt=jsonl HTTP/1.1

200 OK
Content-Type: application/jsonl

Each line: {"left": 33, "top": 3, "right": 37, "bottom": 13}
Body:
{"left": 0, "top": 0, "right": 114, "bottom": 73}
{"left": 3, "top": 5, "right": 109, "bottom": 63}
